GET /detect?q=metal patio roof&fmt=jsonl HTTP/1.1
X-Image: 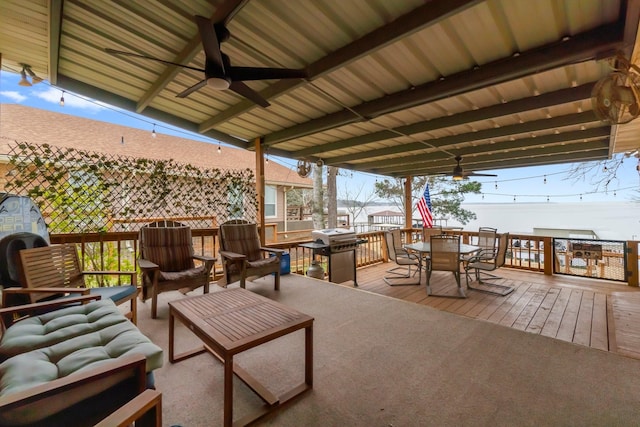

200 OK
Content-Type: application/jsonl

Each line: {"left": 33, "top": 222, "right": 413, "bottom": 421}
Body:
{"left": 1, "top": 0, "right": 640, "bottom": 178}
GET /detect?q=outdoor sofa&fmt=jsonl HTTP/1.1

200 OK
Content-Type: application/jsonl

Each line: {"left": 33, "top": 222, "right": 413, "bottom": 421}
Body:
{"left": 0, "top": 295, "right": 163, "bottom": 426}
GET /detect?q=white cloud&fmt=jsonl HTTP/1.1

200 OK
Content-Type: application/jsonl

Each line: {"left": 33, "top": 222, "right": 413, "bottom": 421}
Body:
{"left": 0, "top": 91, "right": 27, "bottom": 102}
{"left": 34, "top": 87, "right": 104, "bottom": 112}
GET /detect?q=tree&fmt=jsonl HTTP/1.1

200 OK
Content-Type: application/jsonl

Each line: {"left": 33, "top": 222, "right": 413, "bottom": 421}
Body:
{"left": 567, "top": 153, "right": 640, "bottom": 200}
{"left": 327, "top": 166, "right": 338, "bottom": 228}
{"left": 312, "top": 163, "right": 324, "bottom": 229}
{"left": 339, "top": 181, "right": 379, "bottom": 226}
{"left": 374, "top": 176, "right": 482, "bottom": 225}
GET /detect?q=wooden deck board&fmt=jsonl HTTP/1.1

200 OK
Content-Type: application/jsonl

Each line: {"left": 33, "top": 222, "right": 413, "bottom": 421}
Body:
{"left": 573, "top": 291, "right": 594, "bottom": 347}
{"left": 335, "top": 262, "right": 640, "bottom": 359}
{"left": 525, "top": 287, "right": 560, "bottom": 335}
{"left": 540, "top": 287, "right": 572, "bottom": 338}
{"left": 556, "top": 290, "right": 583, "bottom": 343}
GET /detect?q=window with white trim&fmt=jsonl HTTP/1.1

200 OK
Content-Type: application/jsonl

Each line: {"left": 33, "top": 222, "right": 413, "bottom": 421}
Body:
{"left": 265, "top": 185, "right": 276, "bottom": 217}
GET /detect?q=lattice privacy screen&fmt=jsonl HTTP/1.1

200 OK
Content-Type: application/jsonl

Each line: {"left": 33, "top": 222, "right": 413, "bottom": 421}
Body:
{"left": 4, "top": 141, "right": 258, "bottom": 234}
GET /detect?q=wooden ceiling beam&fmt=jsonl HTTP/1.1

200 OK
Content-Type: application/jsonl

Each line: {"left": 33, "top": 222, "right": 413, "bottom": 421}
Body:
{"left": 345, "top": 125, "right": 610, "bottom": 171}
{"left": 48, "top": 0, "right": 63, "bottom": 84}
{"left": 304, "top": 83, "right": 597, "bottom": 162}
{"left": 384, "top": 145, "right": 611, "bottom": 177}
{"left": 263, "top": 23, "right": 623, "bottom": 146}
{"left": 199, "top": 0, "right": 483, "bottom": 133}
{"left": 366, "top": 129, "right": 610, "bottom": 175}
{"left": 135, "top": 0, "right": 250, "bottom": 113}
{"left": 56, "top": 74, "right": 249, "bottom": 148}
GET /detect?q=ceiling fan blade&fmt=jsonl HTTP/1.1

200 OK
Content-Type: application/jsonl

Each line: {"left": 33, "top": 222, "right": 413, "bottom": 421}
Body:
{"left": 229, "top": 81, "right": 270, "bottom": 107}
{"left": 105, "top": 48, "right": 204, "bottom": 72}
{"left": 194, "top": 16, "right": 224, "bottom": 73}
{"left": 228, "top": 66, "right": 307, "bottom": 81}
{"left": 176, "top": 79, "right": 207, "bottom": 98}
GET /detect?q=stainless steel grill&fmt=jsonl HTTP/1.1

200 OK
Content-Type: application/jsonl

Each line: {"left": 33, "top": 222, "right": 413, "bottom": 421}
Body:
{"left": 304, "top": 229, "right": 359, "bottom": 285}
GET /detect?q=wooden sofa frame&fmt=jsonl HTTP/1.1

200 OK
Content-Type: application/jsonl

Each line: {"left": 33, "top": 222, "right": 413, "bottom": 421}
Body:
{"left": 3, "top": 243, "right": 139, "bottom": 324}
{"left": 0, "top": 295, "right": 160, "bottom": 427}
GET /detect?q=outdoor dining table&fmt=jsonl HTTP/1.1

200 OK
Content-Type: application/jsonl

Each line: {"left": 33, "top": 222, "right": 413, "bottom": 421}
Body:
{"left": 404, "top": 241, "right": 481, "bottom": 296}
{"left": 404, "top": 242, "right": 481, "bottom": 257}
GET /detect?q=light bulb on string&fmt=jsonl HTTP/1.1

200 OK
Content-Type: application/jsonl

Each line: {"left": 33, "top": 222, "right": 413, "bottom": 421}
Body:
{"left": 614, "top": 190, "right": 617, "bottom": 197}
{"left": 59, "top": 91, "right": 65, "bottom": 107}
{"left": 217, "top": 143, "right": 221, "bottom": 154}
{"left": 151, "top": 124, "right": 156, "bottom": 138}
{"left": 543, "top": 175, "right": 547, "bottom": 184}
{"left": 513, "top": 195, "right": 516, "bottom": 202}
{"left": 121, "top": 136, "right": 124, "bottom": 145}
{"left": 580, "top": 194, "right": 582, "bottom": 200}
{"left": 495, "top": 181, "right": 498, "bottom": 190}
{"left": 546, "top": 196, "right": 549, "bottom": 202}
{"left": 481, "top": 193, "right": 484, "bottom": 200}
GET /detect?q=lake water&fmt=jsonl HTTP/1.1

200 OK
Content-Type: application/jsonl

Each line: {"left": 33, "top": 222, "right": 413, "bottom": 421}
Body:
{"left": 352, "top": 201, "right": 640, "bottom": 241}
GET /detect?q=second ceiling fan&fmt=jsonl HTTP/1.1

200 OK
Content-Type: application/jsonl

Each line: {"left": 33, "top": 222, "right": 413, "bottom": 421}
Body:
{"left": 106, "top": 15, "right": 307, "bottom": 107}
{"left": 444, "top": 156, "right": 497, "bottom": 180}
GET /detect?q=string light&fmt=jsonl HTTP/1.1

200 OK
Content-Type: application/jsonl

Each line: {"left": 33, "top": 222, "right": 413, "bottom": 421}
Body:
{"left": 546, "top": 196, "right": 549, "bottom": 202}
{"left": 513, "top": 195, "right": 516, "bottom": 202}
{"left": 543, "top": 175, "right": 547, "bottom": 184}
{"left": 121, "top": 136, "right": 124, "bottom": 145}
{"left": 217, "top": 142, "right": 221, "bottom": 154}
{"left": 495, "top": 181, "right": 498, "bottom": 190}
{"left": 59, "top": 91, "right": 65, "bottom": 107}
{"left": 473, "top": 185, "right": 636, "bottom": 201}
{"left": 151, "top": 124, "right": 156, "bottom": 138}
{"left": 579, "top": 194, "right": 582, "bottom": 200}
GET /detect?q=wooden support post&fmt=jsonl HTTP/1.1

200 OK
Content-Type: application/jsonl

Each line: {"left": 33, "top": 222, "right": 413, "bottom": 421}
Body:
{"left": 255, "top": 137, "right": 266, "bottom": 244}
{"left": 404, "top": 176, "right": 412, "bottom": 229}
{"left": 543, "top": 236, "right": 553, "bottom": 275}
{"left": 628, "top": 240, "right": 639, "bottom": 287}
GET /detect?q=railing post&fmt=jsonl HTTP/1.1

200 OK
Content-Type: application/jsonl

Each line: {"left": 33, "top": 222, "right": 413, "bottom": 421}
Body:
{"left": 543, "top": 237, "right": 553, "bottom": 276}
{"left": 627, "top": 240, "right": 639, "bottom": 287}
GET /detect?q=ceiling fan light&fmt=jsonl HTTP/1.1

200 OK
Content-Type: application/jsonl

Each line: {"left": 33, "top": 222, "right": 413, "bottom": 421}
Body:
{"left": 206, "top": 77, "right": 231, "bottom": 90}
{"left": 452, "top": 174, "right": 464, "bottom": 181}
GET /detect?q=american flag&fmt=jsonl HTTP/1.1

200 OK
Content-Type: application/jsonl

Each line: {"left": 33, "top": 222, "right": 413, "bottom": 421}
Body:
{"left": 416, "top": 183, "right": 433, "bottom": 228}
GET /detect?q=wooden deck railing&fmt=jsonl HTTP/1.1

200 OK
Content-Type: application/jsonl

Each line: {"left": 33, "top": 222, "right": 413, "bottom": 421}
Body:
{"left": 50, "top": 228, "right": 639, "bottom": 287}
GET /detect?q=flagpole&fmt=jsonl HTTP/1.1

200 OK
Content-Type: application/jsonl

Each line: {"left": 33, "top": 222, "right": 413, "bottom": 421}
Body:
{"left": 404, "top": 176, "right": 412, "bottom": 229}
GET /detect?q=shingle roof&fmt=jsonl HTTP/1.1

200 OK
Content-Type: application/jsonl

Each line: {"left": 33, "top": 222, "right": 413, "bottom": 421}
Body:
{"left": 0, "top": 104, "right": 312, "bottom": 187}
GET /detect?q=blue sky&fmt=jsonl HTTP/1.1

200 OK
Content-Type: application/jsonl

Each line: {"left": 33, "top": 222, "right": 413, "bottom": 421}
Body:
{"left": 2, "top": 69, "right": 639, "bottom": 203}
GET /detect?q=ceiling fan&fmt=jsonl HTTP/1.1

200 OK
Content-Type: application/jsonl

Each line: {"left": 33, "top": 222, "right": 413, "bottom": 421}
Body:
{"left": 105, "top": 15, "right": 307, "bottom": 107}
{"left": 444, "top": 156, "right": 497, "bottom": 180}
{"left": 591, "top": 53, "right": 640, "bottom": 124}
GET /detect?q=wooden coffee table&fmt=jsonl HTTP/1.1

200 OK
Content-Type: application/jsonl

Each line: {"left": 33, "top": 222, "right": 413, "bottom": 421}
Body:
{"left": 168, "top": 288, "right": 314, "bottom": 427}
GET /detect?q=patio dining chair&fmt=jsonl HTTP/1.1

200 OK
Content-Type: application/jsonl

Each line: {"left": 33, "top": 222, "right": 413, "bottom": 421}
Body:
{"left": 383, "top": 229, "right": 421, "bottom": 286}
{"left": 426, "top": 234, "right": 465, "bottom": 298}
{"left": 463, "top": 226, "right": 497, "bottom": 262}
{"left": 421, "top": 225, "right": 443, "bottom": 242}
{"left": 464, "top": 233, "right": 514, "bottom": 296}
{"left": 138, "top": 220, "right": 215, "bottom": 319}
{"left": 464, "top": 232, "right": 514, "bottom": 296}
{"left": 218, "top": 219, "right": 284, "bottom": 290}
